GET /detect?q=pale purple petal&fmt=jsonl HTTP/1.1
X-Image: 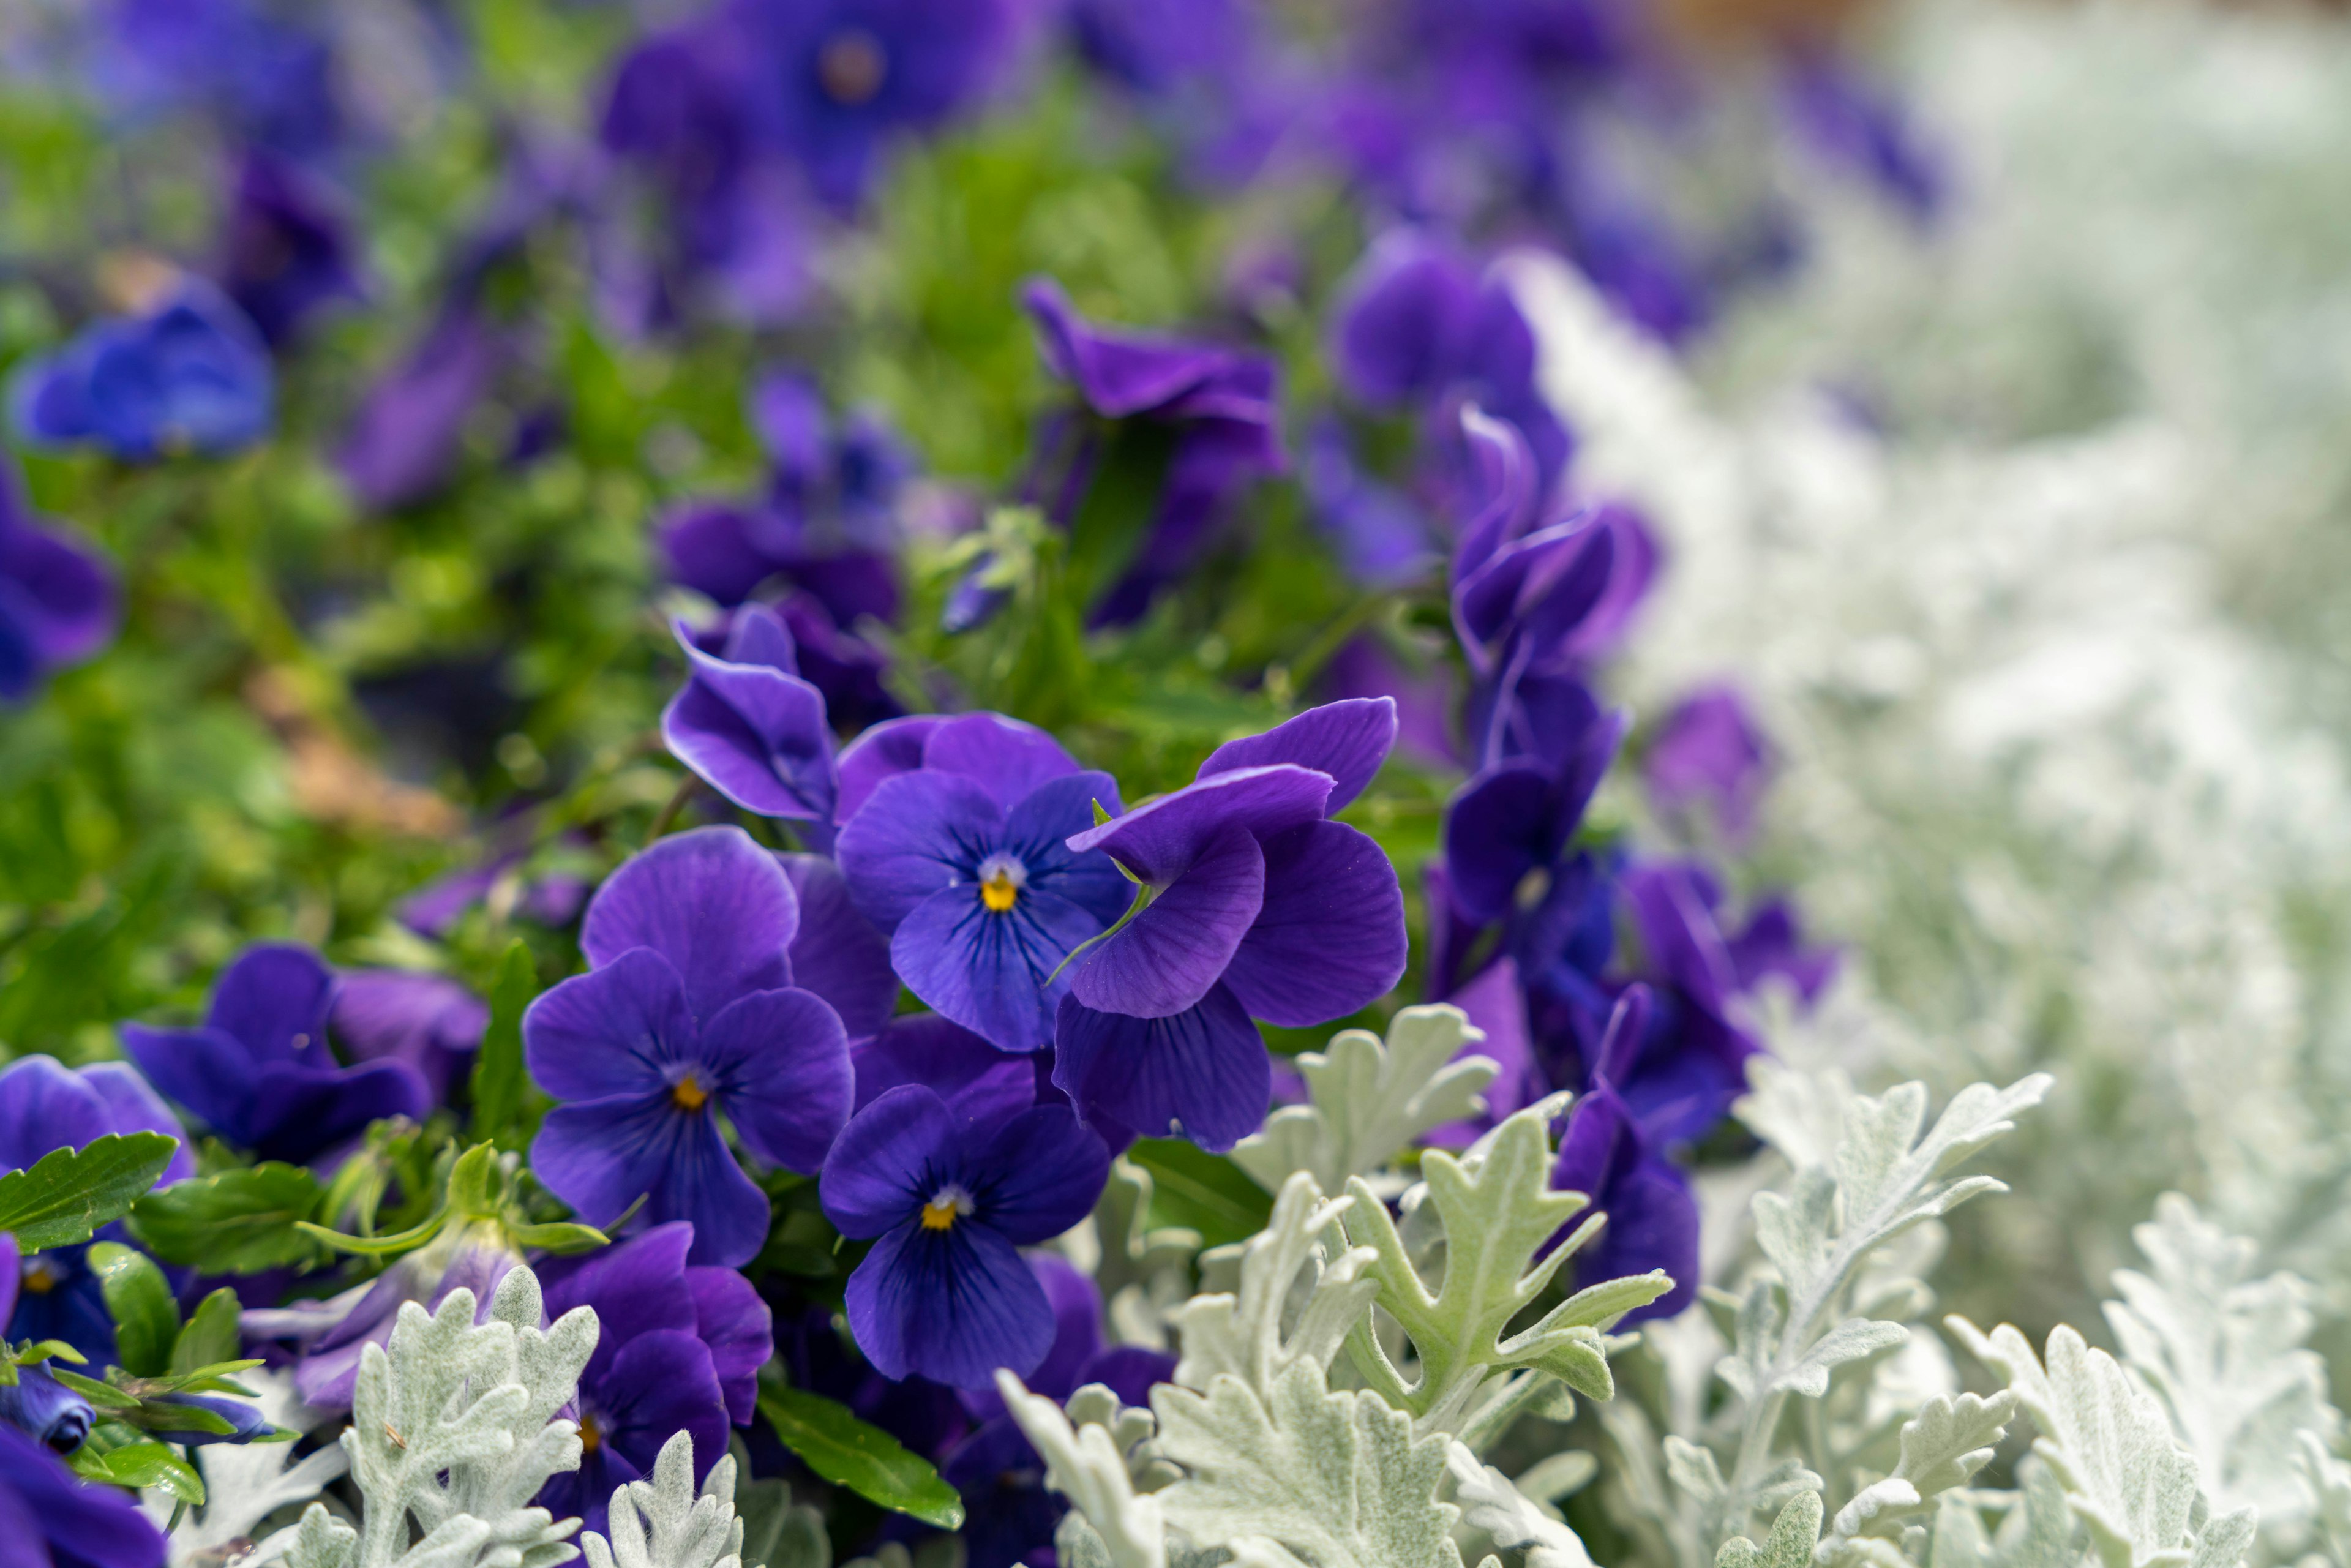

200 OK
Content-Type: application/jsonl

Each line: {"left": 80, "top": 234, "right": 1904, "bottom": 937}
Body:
{"left": 76, "top": 1062, "right": 195, "bottom": 1185}
{"left": 0, "top": 1056, "right": 113, "bottom": 1174}
{"left": 835, "top": 714, "right": 946, "bottom": 823}
{"left": 919, "top": 712, "right": 1080, "bottom": 812}
{"left": 662, "top": 637, "right": 836, "bottom": 823}
{"left": 207, "top": 943, "right": 337, "bottom": 1065}
{"left": 1196, "top": 698, "right": 1398, "bottom": 814}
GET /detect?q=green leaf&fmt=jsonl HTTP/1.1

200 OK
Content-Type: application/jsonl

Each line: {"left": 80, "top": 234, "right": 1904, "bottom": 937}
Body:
{"left": 1127, "top": 1139, "right": 1273, "bottom": 1250}
{"left": 0, "top": 1133, "right": 179, "bottom": 1250}
{"left": 69, "top": 1438, "right": 206, "bottom": 1502}
{"left": 757, "top": 1381, "right": 965, "bottom": 1529}
{"left": 171, "top": 1288, "right": 244, "bottom": 1376}
{"left": 88, "top": 1241, "right": 179, "bottom": 1377}
{"left": 129, "top": 1163, "right": 323, "bottom": 1271}
{"left": 471, "top": 940, "right": 540, "bottom": 1149}
{"left": 50, "top": 1367, "right": 142, "bottom": 1408}
{"left": 504, "top": 1220, "right": 611, "bottom": 1253}
{"left": 294, "top": 1209, "right": 448, "bottom": 1256}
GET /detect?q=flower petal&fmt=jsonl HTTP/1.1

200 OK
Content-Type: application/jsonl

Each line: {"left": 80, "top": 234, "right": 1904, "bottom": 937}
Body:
{"left": 244, "top": 1059, "right": 431, "bottom": 1165}
{"left": 1441, "top": 762, "right": 1565, "bottom": 927}
{"left": 1196, "top": 699, "right": 1398, "bottom": 814}
{"left": 819, "top": 1083, "right": 958, "bottom": 1238}
{"left": 662, "top": 637, "right": 837, "bottom": 824}
{"left": 1003, "top": 771, "right": 1131, "bottom": 926}
{"left": 531, "top": 1095, "right": 770, "bottom": 1267}
{"left": 0, "top": 1056, "right": 113, "bottom": 1174}
{"left": 588, "top": 1330, "right": 729, "bottom": 1529}
{"left": 118, "top": 1025, "right": 258, "bottom": 1147}
{"left": 538, "top": 1222, "right": 697, "bottom": 1385}
{"left": 1052, "top": 987, "right": 1269, "bottom": 1152}
{"left": 845, "top": 1219, "right": 1054, "bottom": 1388}
{"left": 919, "top": 712, "right": 1081, "bottom": 812}
{"left": 835, "top": 769, "right": 1003, "bottom": 931}
{"left": 1069, "top": 825, "right": 1262, "bottom": 1019}
{"left": 522, "top": 949, "right": 694, "bottom": 1103}
{"left": 1065, "top": 764, "right": 1330, "bottom": 884}
{"left": 1219, "top": 820, "right": 1405, "bottom": 1028}
{"left": 853, "top": 1016, "right": 1038, "bottom": 1133}
{"left": 779, "top": 853, "right": 898, "bottom": 1042}
{"left": 893, "top": 883, "right": 1108, "bottom": 1052}
{"left": 966, "top": 1105, "right": 1109, "bottom": 1245}
{"left": 696, "top": 986, "right": 853, "bottom": 1174}
{"left": 206, "top": 943, "right": 338, "bottom": 1066}
{"left": 835, "top": 714, "right": 946, "bottom": 823}
{"left": 685, "top": 1265, "right": 773, "bottom": 1425}
{"left": 582, "top": 827, "right": 798, "bottom": 1026}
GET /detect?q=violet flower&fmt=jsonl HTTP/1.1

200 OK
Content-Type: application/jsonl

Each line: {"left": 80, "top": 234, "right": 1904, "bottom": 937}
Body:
{"left": 95, "top": 0, "right": 340, "bottom": 159}
{"left": 1054, "top": 699, "right": 1408, "bottom": 1151}
{"left": 216, "top": 150, "right": 363, "bottom": 347}
{"left": 1443, "top": 682, "right": 1625, "bottom": 928}
{"left": 524, "top": 827, "right": 855, "bottom": 1266}
{"left": 1066, "top": 0, "right": 1251, "bottom": 97}
{"left": 329, "top": 970, "right": 490, "bottom": 1105}
{"left": 664, "top": 605, "right": 838, "bottom": 833}
{"left": 0, "top": 1362, "right": 95, "bottom": 1454}
{"left": 820, "top": 1083, "right": 1108, "bottom": 1387}
{"left": 835, "top": 713, "right": 1130, "bottom": 1052}
{"left": 1021, "top": 278, "right": 1285, "bottom": 626}
{"left": 9, "top": 282, "right": 274, "bottom": 462}
{"left": 121, "top": 943, "right": 430, "bottom": 1166}
{"left": 733, "top": 0, "right": 1019, "bottom": 212}
{"left": 1549, "top": 987, "right": 1698, "bottom": 1325}
{"left": 1301, "top": 419, "right": 1440, "bottom": 590}
{"left": 335, "top": 308, "right": 500, "bottom": 512}
{"left": 0, "top": 457, "right": 116, "bottom": 702}
{"left": 0, "top": 1054, "right": 193, "bottom": 1365}
{"left": 778, "top": 852, "right": 900, "bottom": 1046}
{"left": 1643, "top": 683, "right": 1772, "bottom": 848}
{"left": 534, "top": 1222, "right": 774, "bottom": 1536}
{"left": 0, "top": 1418, "right": 167, "bottom": 1568}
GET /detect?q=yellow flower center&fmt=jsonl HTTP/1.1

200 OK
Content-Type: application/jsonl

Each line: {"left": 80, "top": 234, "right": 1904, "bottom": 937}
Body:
{"left": 921, "top": 1185, "right": 973, "bottom": 1231}
{"left": 818, "top": 29, "right": 888, "bottom": 105}
{"left": 20, "top": 1258, "right": 58, "bottom": 1295}
{"left": 671, "top": 1074, "right": 710, "bottom": 1112}
{"left": 982, "top": 868, "right": 1020, "bottom": 913}
{"left": 580, "top": 1413, "right": 602, "bottom": 1454}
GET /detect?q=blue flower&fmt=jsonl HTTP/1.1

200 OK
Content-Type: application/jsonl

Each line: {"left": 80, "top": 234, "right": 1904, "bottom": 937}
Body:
{"left": 10, "top": 282, "right": 274, "bottom": 462}
{"left": 662, "top": 605, "right": 838, "bottom": 833}
{"left": 0, "top": 1417, "right": 167, "bottom": 1568}
{"left": 0, "top": 454, "right": 117, "bottom": 702}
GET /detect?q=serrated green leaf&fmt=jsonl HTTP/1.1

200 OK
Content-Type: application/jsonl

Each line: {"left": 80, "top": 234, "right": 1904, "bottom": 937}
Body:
{"left": 69, "top": 1438, "right": 206, "bottom": 1502}
{"left": 129, "top": 1163, "right": 323, "bottom": 1271}
{"left": 88, "top": 1241, "right": 179, "bottom": 1378}
{"left": 0, "top": 1133, "right": 179, "bottom": 1250}
{"left": 171, "top": 1288, "right": 244, "bottom": 1376}
{"left": 757, "top": 1382, "right": 964, "bottom": 1529}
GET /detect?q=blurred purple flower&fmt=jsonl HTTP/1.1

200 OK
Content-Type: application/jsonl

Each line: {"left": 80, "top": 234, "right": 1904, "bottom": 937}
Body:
{"left": 10, "top": 282, "right": 274, "bottom": 462}
{"left": 330, "top": 970, "right": 490, "bottom": 1105}
{"left": 1782, "top": 51, "right": 1943, "bottom": 223}
{"left": 0, "top": 1363, "right": 94, "bottom": 1454}
{"left": 244, "top": 1240, "right": 517, "bottom": 1411}
{"left": 1302, "top": 421, "right": 1440, "bottom": 590}
{"left": 96, "top": 0, "right": 342, "bottom": 157}
{"left": 1054, "top": 699, "right": 1408, "bottom": 1150}
{"left": 664, "top": 604, "right": 838, "bottom": 833}
{"left": 1066, "top": 0, "right": 1251, "bottom": 96}
{"left": 121, "top": 943, "right": 429, "bottom": 1166}
{"left": 534, "top": 1222, "right": 774, "bottom": 1536}
{"left": 836, "top": 713, "right": 1130, "bottom": 1051}
{"left": 216, "top": 151, "right": 364, "bottom": 347}
{"left": 0, "top": 1417, "right": 167, "bottom": 1568}
{"left": 336, "top": 309, "right": 500, "bottom": 512}
{"left": 1643, "top": 683, "right": 1771, "bottom": 847}
{"left": 1442, "top": 685, "right": 1625, "bottom": 928}
{"left": 820, "top": 1082, "right": 1108, "bottom": 1387}
{"left": 524, "top": 828, "right": 855, "bottom": 1266}
{"left": 1550, "top": 986, "right": 1698, "bottom": 1324}
{"left": 0, "top": 457, "right": 116, "bottom": 701}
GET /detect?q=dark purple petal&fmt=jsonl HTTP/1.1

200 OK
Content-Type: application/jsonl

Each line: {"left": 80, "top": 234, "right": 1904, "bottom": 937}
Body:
{"left": 663, "top": 630, "right": 837, "bottom": 823}
{"left": 1022, "top": 277, "right": 1258, "bottom": 421}
{"left": 852, "top": 1017, "right": 1038, "bottom": 1133}
{"left": 1066, "top": 765, "right": 1330, "bottom": 884}
{"left": 696, "top": 986, "right": 853, "bottom": 1174}
{"left": 721, "top": 601, "right": 802, "bottom": 673}
{"left": 329, "top": 970, "right": 487, "bottom": 1103}
{"left": 1622, "top": 861, "right": 1740, "bottom": 1016}
{"left": 920, "top": 712, "right": 1081, "bottom": 812}
{"left": 1424, "top": 958, "right": 1540, "bottom": 1149}
{"left": 835, "top": 770, "right": 1003, "bottom": 931}
{"left": 337, "top": 310, "right": 498, "bottom": 512}
{"left": 1450, "top": 407, "right": 1540, "bottom": 585}
{"left": 66, "top": 1063, "right": 192, "bottom": 1185}
{"left": 117, "top": 1026, "right": 258, "bottom": 1149}
{"left": 845, "top": 1220, "right": 1054, "bottom": 1389}
{"left": 1052, "top": 988, "right": 1268, "bottom": 1152}
{"left": 1196, "top": 699, "right": 1397, "bottom": 815}
{"left": 244, "top": 1059, "right": 430, "bottom": 1165}
{"left": 1073, "top": 1344, "right": 1177, "bottom": 1408}
{"left": 586, "top": 1330, "right": 730, "bottom": 1526}
{"left": 0, "top": 509, "right": 118, "bottom": 672}
{"left": 540, "top": 1221, "right": 698, "bottom": 1384}
{"left": 152, "top": 1390, "right": 272, "bottom": 1447}
{"left": 1069, "top": 824, "right": 1264, "bottom": 1019}
{"left": 522, "top": 950, "right": 695, "bottom": 1103}
{"left": 1725, "top": 898, "right": 1838, "bottom": 1005}
{"left": 0, "top": 1420, "right": 168, "bottom": 1568}
{"left": 207, "top": 943, "right": 337, "bottom": 1066}
{"left": 531, "top": 1094, "right": 771, "bottom": 1267}
{"left": 686, "top": 1265, "right": 773, "bottom": 1424}
{"left": 835, "top": 714, "right": 947, "bottom": 823}
{"left": 1576, "top": 1155, "right": 1697, "bottom": 1324}
{"left": 1002, "top": 771, "right": 1130, "bottom": 925}
{"left": 1330, "top": 230, "right": 1480, "bottom": 408}
{"left": 966, "top": 1105, "right": 1109, "bottom": 1245}
{"left": 0, "top": 1362, "right": 94, "bottom": 1453}
{"left": 0, "top": 1056, "right": 114, "bottom": 1175}
{"left": 1220, "top": 820, "right": 1404, "bottom": 1027}
{"left": 893, "top": 883, "right": 1108, "bottom": 1052}
{"left": 819, "top": 1084, "right": 958, "bottom": 1238}
{"left": 0, "top": 1235, "right": 15, "bottom": 1328}
{"left": 779, "top": 853, "right": 898, "bottom": 1043}
{"left": 218, "top": 149, "right": 363, "bottom": 346}
{"left": 1024, "top": 1254, "right": 1103, "bottom": 1401}
{"left": 582, "top": 827, "right": 799, "bottom": 1026}
{"left": 661, "top": 501, "right": 781, "bottom": 607}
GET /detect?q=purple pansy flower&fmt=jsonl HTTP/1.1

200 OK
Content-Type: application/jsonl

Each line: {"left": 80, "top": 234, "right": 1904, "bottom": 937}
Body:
{"left": 0, "top": 457, "right": 116, "bottom": 702}
{"left": 216, "top": 150, "right": 363, "bottom": 347}
{"left": 1302, "top": 419, "right": 1441, "bottom": 590}
{"left": 9, "top": 281, "right": 274, "bottom": 462}
{"left": 525, "top": 827, "right": 855, "bottom": 1267}
{"left": 1443, "top": 682, "right": 1625, "bottom": 929}
{"left": 0, "top": 1417, "right": 167, "bottom": 1568}
{"left": 1020, "top": 279, "right": 1286, "bottom": 626}
{"left": 0, "top": 1055, "right": 191, "bottom": 1365}
{"left": 733, "top": 0, "right": 1018, "bottom": 211}
{"left": 836, "top": 713, "right": 1130, "bottom": 1052}
{"left": 534, "top": 1222, "right": 774, "bottom": 1536}
{"left": 1643, "top": 683, "right": 1772, "bottom": 847}
{"left": 820, "top": 1082, "right": 1109, "bottom": 1388}
{"left": 1550, "top": 987, "right": 1698, "bottom": 1325}
{"left": 1054, "top": 699, "right": 1409, "bottom": 1151}
{"left": 329, "top": 970, "right": 490, "bottom": 1105}
{"left": 1066, "top": 0, "right": 1252, "bottom": 96}
{"left": 122, "top": 943, "right": 430, "bottom": 1166}
{"left": 95, "top": 0, "right": 340, "bottom": 159}
{"left": 664, "top": 604, "right": 838, "bottom": 834}
{"left": 0, "top": 1362, "right": 95, "bottom": 1454}
{"left": 335, "top": 308, "right": 501, "bottom": 512}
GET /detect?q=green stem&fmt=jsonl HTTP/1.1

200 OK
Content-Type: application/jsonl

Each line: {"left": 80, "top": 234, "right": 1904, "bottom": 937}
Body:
{"left": 645, "top": 774, "right": 702, "bottom": 845}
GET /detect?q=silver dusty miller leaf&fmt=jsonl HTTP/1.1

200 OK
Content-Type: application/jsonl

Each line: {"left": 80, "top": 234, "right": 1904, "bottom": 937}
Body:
{"left": 581, "top": 1431, "right": 743, "bottom": 1568}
